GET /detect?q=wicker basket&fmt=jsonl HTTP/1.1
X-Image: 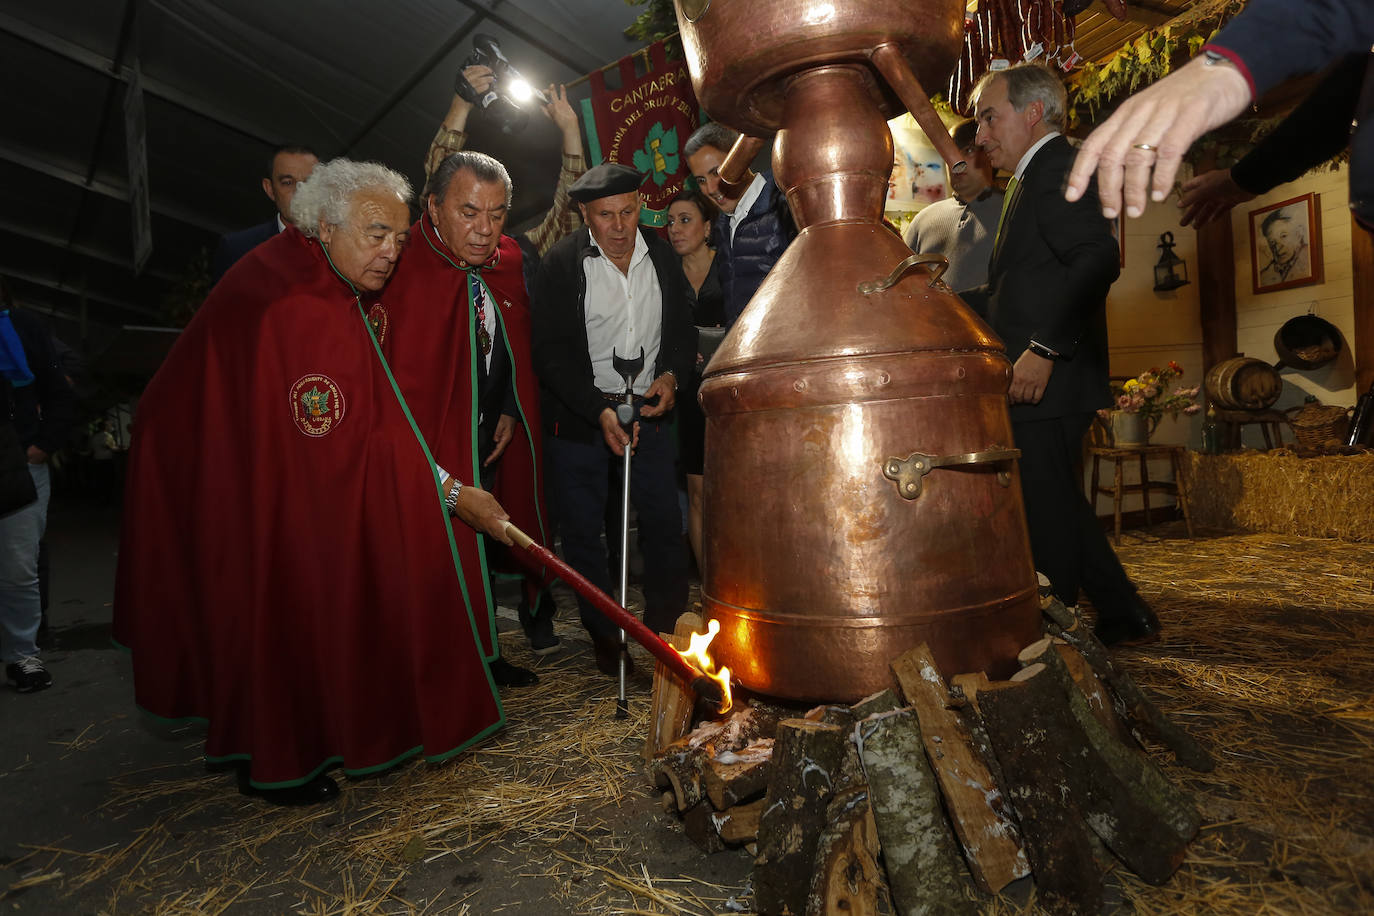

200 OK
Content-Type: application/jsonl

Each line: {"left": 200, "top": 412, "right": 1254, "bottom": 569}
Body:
{"left": 1285, "top": 404, "right": 1352, "bottom": 452}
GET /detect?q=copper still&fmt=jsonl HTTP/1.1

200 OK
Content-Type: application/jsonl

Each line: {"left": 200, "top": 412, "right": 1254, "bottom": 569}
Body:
{"left": 679, "top": 0, "right": 1043, "bottom": 702}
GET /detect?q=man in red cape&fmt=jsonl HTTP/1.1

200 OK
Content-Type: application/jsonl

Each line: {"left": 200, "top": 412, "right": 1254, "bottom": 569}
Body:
{"left": 114, "top": 160, "right": 504, "bottom": 805}
{"left": 385, "top": 150, "right": 554, "bottom": 681}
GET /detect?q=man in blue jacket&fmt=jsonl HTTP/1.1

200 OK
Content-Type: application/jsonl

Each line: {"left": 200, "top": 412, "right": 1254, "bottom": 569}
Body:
{"left": 684, "top": 124, "right": 796, "bottom": 328}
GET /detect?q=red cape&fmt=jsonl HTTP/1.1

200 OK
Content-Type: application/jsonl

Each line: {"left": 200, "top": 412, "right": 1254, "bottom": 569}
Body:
{"left": 113, "top": 229, "right": 503, "bottom": 787}
{"left": 384, "top": 214, "right": 549, "bottom": 656}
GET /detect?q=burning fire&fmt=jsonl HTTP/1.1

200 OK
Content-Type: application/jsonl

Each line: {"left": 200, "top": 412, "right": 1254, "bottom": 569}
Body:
{"left": 677, "top": 619, "right": 733, "bottom": 713}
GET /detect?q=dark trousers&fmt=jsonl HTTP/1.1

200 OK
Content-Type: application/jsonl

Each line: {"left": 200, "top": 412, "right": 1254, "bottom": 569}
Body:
{"left": 1013, "top": 413, "right": 1136, "bottom": 616}
{"left": 545, "top": 419, "right": 687, "bottom": 641}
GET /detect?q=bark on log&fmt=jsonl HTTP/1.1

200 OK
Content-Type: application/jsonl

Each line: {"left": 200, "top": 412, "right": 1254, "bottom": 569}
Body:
{"left": 754, "top": 719, "right": 849, "bottom": 916}
{"left": 856, "top": 708, "right": 975, "bottom": 916}
{"left": 715, "top": 797, "right": 766, "bottom": 845}
{"left": 810, "top": 704, "right": 865, "bottom": 793}
{"left": 648, "top": 741, "right": 707, "bottom": 812}
{"left": 1041, "top": 597, "right": 1215, "bottom": 772}
{"left": 948, "top": 672, "right": 1012, "bottom": 801}
{"left": 891, "top": 644, "right": 1029, "bottom": 894}
{"left": 1013, "top": 650, "right": 1201, "bottom": 884}
{"left": 805, "top": 787, "right": 884, "bottom": 916}
{"left": 643, "top": 613, "right": 703, "bottom": 761}
{"left": 978, "top": 677, "right": 1106, "bottom": 916}
{"left": 704, "top": 739, "right": 774, "bottom": 809}
{"left": 851, "top": 688, "right": 901, "bottom": 720}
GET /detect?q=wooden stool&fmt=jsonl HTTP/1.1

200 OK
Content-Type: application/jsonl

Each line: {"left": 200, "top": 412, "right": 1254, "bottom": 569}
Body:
{"left": 1212, "top": 408, "right": 1289, "bottom": 450}
{"left": 1088, "top": 445, "right": 1195, "bottom": 546}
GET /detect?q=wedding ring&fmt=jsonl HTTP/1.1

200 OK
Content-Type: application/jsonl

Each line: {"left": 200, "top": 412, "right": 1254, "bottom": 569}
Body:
{"left": 1132, "top": 143, "right": 1157, "bottom": 151}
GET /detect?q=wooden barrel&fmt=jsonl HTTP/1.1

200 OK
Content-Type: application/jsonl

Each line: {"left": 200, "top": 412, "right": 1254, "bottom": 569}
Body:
{"left": 1205, "top": 357, "right": 1283, "bottom": 409}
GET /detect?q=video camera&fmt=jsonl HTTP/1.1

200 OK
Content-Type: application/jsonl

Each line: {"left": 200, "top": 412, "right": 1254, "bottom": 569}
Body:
{"left": 455, "top": 34, "right": 548, "bottom": 135}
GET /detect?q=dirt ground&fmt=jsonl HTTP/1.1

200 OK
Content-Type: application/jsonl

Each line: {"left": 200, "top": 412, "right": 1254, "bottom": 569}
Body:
{"left": 2, "top": 502, "right": 1372, "bottom": 914}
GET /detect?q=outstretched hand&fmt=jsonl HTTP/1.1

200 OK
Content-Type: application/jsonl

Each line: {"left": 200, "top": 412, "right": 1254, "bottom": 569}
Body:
{"left": 541, "top": 84, "right": 578, "bottom": 133}
{"left": 1065, "top": 55, "right": 1252, "bottom": 220}
{"left": 1177, "top": 167, "right": 1256, "bottom": 229}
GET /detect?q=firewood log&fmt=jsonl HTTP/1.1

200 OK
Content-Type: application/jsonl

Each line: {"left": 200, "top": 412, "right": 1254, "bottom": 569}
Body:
{"left": 648, "top": 741, "right": 707, "bottom": 812}
{"left": 805, "top": 786, "right": 884, "bottom": 916}
{"left": 704, "top": 738, "right": 774, "bottom": 809}
{"left": 1016, "top": 638, "right": 1132, "bottom": 744}
{"left": 1011, "top": 654, "right": 1201, "bottom": 884}
{"left": 978, "top": 676, "right": 1105, "bottom": 916}
{"left": 682, "top": 799, "right": 727, "bottom": 853}
{"left": 891, "top": 645, "right": 1029, "bottom": 894}
{"left": 715, "top": 797, "right": 766, "bottom": 845}
{"left": 856, "top": 708, "right": 975, "bottom": 916}
{"left": 1041, "top": 597, "right": 1215, "bottom": 771}
{"left": 754, "top": 719, "right": 848, "bottom": 916}
{"left": 643, "top": 615, "right": 702, "bottom": 761}
{"left": 851, "top": 688, "right": 900, "bottom": 720}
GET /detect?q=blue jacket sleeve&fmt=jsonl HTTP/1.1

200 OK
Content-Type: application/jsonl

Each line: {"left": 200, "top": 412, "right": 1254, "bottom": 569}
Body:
{"left": 1208, "top": 0, "right": 1374, "bottom": 98}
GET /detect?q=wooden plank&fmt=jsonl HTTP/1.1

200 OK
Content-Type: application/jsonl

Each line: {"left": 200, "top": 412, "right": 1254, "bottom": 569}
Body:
{"left": 643, "top": 613, "right": 704, "bottom": 761}
{"left": 805, "top": 787, "right": 884, "bottom": 916}
{"left": 891, "top": 644, "right": 1029, "bottom": 894}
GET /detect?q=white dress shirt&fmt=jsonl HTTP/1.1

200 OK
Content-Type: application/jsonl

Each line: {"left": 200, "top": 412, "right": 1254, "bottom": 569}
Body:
{"left": 583, "top": 230, "right": 662, "bottom": 395}
{"left": 1013, "top": 131, "right": 1062, "bottom": 181}
{"left": 727, "top": 173, "right": 767, "bottom": 247}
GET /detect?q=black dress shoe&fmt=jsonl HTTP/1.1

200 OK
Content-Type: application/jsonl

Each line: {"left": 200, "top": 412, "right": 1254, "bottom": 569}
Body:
{"left": 490, "top": 656, "right": 539, "bottom": 687}
{"left": 1094, "top": 593, "right": 1161, "bottom": 647}
{"left": 238, "top": 770, "right": 340, "bottom": 806}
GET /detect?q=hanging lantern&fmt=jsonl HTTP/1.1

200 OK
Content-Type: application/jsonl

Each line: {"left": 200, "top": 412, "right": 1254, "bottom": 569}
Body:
{"left": 1153, "top": 231, "right": 1190, "bottom": 291}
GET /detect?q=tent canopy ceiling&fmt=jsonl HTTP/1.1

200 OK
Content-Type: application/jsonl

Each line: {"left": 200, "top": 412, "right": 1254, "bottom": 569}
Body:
{"left": 2, "top": 0, "right": 1185, "bottom": 356}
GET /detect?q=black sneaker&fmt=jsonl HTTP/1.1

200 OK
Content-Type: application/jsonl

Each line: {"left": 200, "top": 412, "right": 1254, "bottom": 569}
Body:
{"left": 524, "top": 612, "right": 561, "bottom": 657}
{"left": 6, "top": 656, "right": 52, "bottom": 693}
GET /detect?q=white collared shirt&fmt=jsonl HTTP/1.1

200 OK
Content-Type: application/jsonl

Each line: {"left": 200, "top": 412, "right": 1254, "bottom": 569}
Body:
{"left": 727, "top": 173, "right": 767, "bottom": 247}
{"left": 583, "top": 229, "right": 662, "bottom": 395}
{"left": 1013, "top": 131, "right": 1061, "bottom": 182}
{"left": 276, "top": 213, "right": 287, "bottom": 233}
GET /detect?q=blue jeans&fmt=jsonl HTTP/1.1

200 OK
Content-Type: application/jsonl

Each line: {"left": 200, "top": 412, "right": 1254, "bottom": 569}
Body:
{"left": 0, "top": 463, "right": 50, "bottom": 663}
{"left": 545, "top": 421, "right": 687, "bottom": 642}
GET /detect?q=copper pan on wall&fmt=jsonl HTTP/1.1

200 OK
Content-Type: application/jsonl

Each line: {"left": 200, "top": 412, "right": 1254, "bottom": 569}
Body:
{"left": 679, "top": 0, "right": 1043, "bottom": 702}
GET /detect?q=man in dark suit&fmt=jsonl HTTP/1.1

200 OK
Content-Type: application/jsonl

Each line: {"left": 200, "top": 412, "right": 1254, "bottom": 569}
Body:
{"left": 964, "top": 63, "right": 1159, "bottom": 647}
{"left": 210, "top": 145, "right": 319, "bottom": 283}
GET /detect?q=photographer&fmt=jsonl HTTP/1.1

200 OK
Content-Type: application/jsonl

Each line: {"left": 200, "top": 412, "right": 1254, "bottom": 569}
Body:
{"left": 425, "top": 65, "right": 586, "bottom": 259}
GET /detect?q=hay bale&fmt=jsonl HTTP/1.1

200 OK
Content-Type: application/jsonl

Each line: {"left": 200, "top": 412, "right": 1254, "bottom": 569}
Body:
{"left": 1183, "top": 452, "right": 1374, "bottom": 541}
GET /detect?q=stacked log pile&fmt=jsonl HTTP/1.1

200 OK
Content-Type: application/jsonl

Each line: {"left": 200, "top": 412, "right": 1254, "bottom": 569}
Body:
{"left": 645, "top": 591, "right": 1214, "bottom": 916}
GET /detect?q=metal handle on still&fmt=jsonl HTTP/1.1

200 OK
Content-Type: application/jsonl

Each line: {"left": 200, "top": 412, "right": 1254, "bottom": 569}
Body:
{"left": 857, "top": 253, "right": 950, "bottom": 294}
{"left": 882, "top": 448, "right": 1021, "bottom": 500}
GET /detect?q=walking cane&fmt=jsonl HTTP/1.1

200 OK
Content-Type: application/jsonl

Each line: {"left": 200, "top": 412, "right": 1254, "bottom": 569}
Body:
{"left": 611, "top": 347, "right": 644, "bottom": 719}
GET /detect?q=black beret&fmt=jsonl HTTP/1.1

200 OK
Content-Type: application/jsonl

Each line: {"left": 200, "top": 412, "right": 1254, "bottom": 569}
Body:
{"left": 568, "top": 162, "right": 645, "bottom": 203}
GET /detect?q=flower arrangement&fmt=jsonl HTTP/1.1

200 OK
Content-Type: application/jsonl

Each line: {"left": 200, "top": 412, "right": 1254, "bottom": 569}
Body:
{"left": 1111, "top": 361, "right": 1202, "bottom": 423}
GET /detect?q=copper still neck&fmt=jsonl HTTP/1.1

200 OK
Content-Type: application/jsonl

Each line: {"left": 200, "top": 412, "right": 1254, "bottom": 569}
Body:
{"left": 773, "top": 67, "right": 894, "bottom": 229}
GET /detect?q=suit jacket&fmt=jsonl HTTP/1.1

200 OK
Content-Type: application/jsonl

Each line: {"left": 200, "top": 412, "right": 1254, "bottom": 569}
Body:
{"left": 210, "top": 219, "right": 278, "bottom": 284}
{"left": 531, "top": 226, "right": 695, "bottom": 443}
{"left": 964, "top": 135, "right": 1120, "bottom": 420}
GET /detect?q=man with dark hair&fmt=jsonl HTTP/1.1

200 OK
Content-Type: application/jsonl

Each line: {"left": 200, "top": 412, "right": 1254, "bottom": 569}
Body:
{"left": 0, "top": 276, "right": 76, "bottom": 693}
{"left": 903, "top": 118, "right": 1003, "bottom": 293}
{"left": 531, "top": 163, "right": 694, "bottom": 675}
{"left": 684, "top": 123, "right": 795, "bottom": 328}
{"left": 963, "top": 63, "right": 1152, "bottom": 648}
{"left": 384, "top": 150, "right": 553, "bottom": 681}
{"left": 210, "top": 144, "right": 319, "bottom": 283}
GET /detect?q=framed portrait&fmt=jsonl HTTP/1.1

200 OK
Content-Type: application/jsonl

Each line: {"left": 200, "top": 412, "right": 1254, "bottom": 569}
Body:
{"left": 1249, "top": 193, "right": 1323, "bottom": 294}
{"left": 887, "top": 119, "right": 948, "bottom": 213}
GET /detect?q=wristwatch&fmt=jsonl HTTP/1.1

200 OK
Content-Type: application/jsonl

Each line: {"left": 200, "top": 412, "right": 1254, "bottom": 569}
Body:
{"left": 444, "top": 478, "right": 463, "bottom": 513}
{"left": 1202, "top": 49, "right": 1232, "bottom": 68}
{"left": 1028, "top": 340, "right": 1060, "bottom": 360}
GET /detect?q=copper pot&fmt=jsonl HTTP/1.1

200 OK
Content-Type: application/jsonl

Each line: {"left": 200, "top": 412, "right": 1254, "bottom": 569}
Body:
{"left": 682, "top": 2, "right": 1042, "bottom": 702}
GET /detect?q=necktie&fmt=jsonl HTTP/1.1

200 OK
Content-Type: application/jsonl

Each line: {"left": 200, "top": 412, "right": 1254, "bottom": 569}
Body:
{"left": 469, "top": 274, "right": 492, "bottom": 359}
{"left": 994, "top": 176, "right": 1020, "bottom": 247}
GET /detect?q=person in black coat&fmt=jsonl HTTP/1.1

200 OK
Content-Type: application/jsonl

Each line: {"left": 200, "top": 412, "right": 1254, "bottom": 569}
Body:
{"left": 963, "top": 64, "right": 1155, "bottom": 647}
{"left": 210, "top": 145, "right": 319, "bottom": 284}
{"left": 531, "top": 164, "right": 695, "bottom": 673}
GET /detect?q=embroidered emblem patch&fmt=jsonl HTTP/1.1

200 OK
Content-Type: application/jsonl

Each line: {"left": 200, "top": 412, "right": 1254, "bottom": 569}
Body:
{"left": 367, "top": 303, "right": 388, "bottom": 345}
{"left": 290, "top": 374, "right": 345, "bottom": 437}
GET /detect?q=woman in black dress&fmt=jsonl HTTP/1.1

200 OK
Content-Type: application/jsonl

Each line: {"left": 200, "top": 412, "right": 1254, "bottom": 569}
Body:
{"left": 666, "top": 189, "right": 723, "bottom": 575}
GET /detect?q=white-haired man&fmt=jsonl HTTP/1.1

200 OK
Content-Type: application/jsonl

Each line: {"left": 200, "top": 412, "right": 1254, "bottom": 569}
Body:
{"left": 115, "top": 159, "right": 507, "bottom": 806}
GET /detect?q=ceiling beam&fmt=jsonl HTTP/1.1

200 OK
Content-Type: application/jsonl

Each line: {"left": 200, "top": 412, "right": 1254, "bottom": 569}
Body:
{"left": 0, "top": 9, "right": 283, "bottom": 148}
{"left": 0, "top": 265, "right": 162, "bottom": 320}
{"left": 453, "top": 0, "right": 603, "bottom": 77}
{"left": 0, "top": 218, "right": 178, "bottom": 282}
{"left": 0, "top": 139, "right": 232, "bottom": 236}
{"left": 339, "top": 11, "right": 486, "bottom": 156}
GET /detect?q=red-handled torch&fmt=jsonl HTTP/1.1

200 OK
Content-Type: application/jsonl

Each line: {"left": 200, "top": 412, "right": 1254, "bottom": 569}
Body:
{"left": 503, "top": 522, "right": 725, "bottom": 707}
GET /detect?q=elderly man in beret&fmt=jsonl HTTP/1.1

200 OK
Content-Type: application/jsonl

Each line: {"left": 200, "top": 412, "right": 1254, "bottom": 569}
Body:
{"left": 115, "top": 159, "right": 506, "bottom": 806}
{"left": 531, "top": 163, "right": 695, "bottom": 676}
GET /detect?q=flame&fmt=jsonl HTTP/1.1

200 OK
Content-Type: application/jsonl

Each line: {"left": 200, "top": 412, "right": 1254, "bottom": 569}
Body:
{"left": 676, "top": 619, "right": 733, "bottom": 713}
